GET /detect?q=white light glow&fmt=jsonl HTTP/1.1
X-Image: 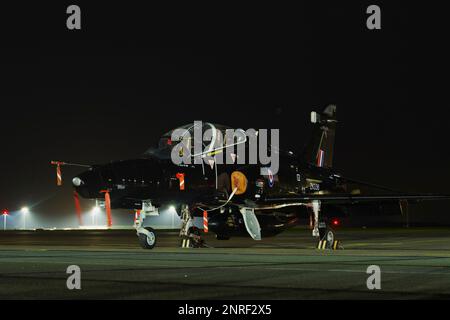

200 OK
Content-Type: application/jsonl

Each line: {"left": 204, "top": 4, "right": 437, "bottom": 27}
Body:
{"left": 92, "top": 206, "right": 100, "bottom": 214}
{"left": 21, "top": 206, "right": 30, "bottom": 214}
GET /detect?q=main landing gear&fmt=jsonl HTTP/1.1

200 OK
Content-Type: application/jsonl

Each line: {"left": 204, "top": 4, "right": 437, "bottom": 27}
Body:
{"left": 179, "top": 205, "right": 205, "bottom": 248}
{"left": 311, "top": 200, "right": 341, "bottom": 250}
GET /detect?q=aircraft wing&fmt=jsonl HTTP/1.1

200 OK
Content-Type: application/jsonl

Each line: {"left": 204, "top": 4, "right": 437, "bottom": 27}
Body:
{"left": 263, "top": 194, "right": 450, "bottom": 205}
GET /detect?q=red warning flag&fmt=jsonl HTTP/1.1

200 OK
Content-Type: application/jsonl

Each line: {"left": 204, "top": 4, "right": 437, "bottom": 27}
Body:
{"left": 100, "top": 190, "right": 113, "bottom": 228}
{"left": 51, "top": 161, "right": 65, "bottom": 186}
{"left": 176, "top": 173, "right": 185, "bottom": 190}
{"left": 316, "top": 149, "right": 325, "bottom": 167}
{"left": 134, "top": 210, "right": 141, "bottom": 223}
{"left": 56, "top": 164, "right": 62, "bottom": 186}
{"left": 203, "top": 210, "right": 208, "bottom": 233}
{"left": 73, "top": 191, "right": 83, "bottom": 226}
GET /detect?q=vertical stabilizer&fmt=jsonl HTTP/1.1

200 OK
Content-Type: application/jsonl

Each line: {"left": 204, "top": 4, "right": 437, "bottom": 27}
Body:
{"left": 303, "top": 105, "right": 337, "bottom": 168}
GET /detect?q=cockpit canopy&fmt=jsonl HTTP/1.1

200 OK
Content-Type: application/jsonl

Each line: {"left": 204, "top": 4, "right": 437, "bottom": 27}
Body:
{"left": 143, "top": 122, "right": 248, "bottom": 160}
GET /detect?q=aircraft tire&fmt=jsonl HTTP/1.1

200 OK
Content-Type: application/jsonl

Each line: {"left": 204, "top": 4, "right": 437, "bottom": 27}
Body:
{"left": 180, "top": 227, "right": 206, "bottom": 248}
{"left": 319, "top": 227, "right": 335, "bottom": 243}
{"left": 138, "top": 227, "right": 157, "bottom": 249}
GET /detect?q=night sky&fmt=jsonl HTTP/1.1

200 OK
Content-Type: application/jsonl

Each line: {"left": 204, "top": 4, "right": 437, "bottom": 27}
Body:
{"left": 1, "top": 3, "right": 449, "bottom": 226}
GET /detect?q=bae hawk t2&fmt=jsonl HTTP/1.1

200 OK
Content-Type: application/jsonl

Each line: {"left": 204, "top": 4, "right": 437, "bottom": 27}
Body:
{"left": 53, "top": 105, "right": 450, "bottom": 249}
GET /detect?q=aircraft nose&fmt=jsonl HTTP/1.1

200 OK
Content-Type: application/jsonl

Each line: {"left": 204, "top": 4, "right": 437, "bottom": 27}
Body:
{"left": 73, "top": 175, "right": 90, "bottom": 198}
{"left": 72, "top": 177, "right": 84, "bottom": 187}
{"left": 72, "top": 170, "right": 102, "bottom": 198}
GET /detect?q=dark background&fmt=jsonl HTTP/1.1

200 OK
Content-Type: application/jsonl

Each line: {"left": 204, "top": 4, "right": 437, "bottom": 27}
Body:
{"left": 1, "top": 2, "right": 449, "bottom": 227}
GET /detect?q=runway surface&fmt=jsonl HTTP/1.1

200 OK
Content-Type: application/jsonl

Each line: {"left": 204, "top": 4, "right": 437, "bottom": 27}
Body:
{"left": 1, "top": 227, "right": 450, "bottom": 299}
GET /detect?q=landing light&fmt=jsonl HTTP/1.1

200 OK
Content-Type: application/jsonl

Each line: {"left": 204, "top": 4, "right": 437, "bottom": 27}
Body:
{"left": 21, "top": 206, "right": 30, "bottom": 214}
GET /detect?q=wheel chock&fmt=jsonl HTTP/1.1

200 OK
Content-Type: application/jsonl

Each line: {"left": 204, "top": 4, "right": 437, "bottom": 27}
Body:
{"left": 181, "top": 238, "right": 191, "bottom": 248}
{"left": 332, "top": 240, "right": 342, "bottom": 250}
{"left": 317, "top": 239, "right": 328, "bottom": 250}
{"left": 317, "top": 240, "right": 342, "bottom": 250}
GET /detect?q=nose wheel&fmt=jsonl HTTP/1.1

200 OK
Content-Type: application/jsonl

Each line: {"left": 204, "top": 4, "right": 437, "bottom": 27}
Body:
{"left": 134, "top": 201, "right": 159, "bottom": 250}
{"left": 138, "top": 227, "right": 157, "bottom": 249}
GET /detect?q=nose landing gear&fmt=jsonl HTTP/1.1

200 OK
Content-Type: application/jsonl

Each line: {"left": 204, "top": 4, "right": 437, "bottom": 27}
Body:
{"left": 135, "top": 200, "right": 159, "bottom": 250}
{"left": 135, "top": 202, "right": 207, "bottom": 249}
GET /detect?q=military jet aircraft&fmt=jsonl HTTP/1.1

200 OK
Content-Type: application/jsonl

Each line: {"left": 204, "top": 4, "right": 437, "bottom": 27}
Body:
{"left": 52, "top": 105, "right": 450, "bottom": 249}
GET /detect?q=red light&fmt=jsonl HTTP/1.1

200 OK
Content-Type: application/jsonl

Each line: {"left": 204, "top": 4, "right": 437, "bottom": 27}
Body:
{"left": 2, "top": 209, "right": 8, "bottom": 216}
{"left": 332, "top": 218, "right": 340, "bottom": 226}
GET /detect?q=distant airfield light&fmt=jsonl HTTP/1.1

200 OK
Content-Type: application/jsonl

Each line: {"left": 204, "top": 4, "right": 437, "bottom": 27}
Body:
{"left": 21, "top": 206, "right": 30, "bottom": 214}
{"left": 21, "top": 206, "right": 29, "bottom": 229}
{"left": 2, "top": 209, "right": 8, "bottom": 230}
{"left": 168, "top": 205, "right": 177, "bottom": 229}
{"left": 332, "top": 218, "right": 340, "bottom": 226}
{"left": 92, "top": 206, "right": 100, "bottom": 214}
{"left": 91, "top": 206, "right": 100, "bottom": 226}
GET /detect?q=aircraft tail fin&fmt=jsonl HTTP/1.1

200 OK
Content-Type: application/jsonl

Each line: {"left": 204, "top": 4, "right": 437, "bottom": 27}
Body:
{"left": 302, "top": 105, "right": 337, "bottom": 168}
